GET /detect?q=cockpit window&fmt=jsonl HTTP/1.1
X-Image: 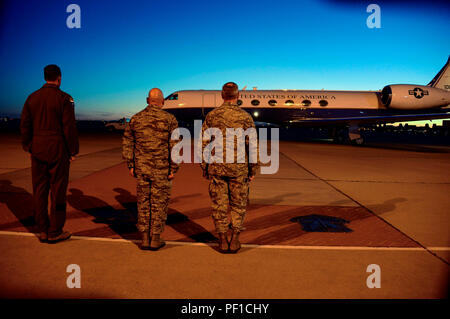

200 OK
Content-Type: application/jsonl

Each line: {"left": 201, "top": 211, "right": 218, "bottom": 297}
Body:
{"left": 165, "top": 93, "right": 178, "bottom": 100}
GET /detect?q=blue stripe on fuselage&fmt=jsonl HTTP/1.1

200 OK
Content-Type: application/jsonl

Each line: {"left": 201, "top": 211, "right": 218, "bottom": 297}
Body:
{"left": 164, "top": 107, "right": 449, "bottom": 125}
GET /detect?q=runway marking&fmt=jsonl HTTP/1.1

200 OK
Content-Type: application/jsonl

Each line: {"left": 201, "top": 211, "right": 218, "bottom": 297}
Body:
{"left": 1, "top": 230, "right": 449, "bottom": 251}
{"left": 256, "top": 177, "right": 450, "bottom": 185}
{"left": 325, "top": 179, "right": 450, "bottom": 185}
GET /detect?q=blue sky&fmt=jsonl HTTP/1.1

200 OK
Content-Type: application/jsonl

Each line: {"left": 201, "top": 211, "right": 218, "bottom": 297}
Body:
{"left": 0, "top": 0, "right": 449, "bottom": 120}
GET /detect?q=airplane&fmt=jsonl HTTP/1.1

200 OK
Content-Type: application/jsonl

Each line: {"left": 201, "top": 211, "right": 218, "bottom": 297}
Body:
{"left": 163, "top": 56, "right": 450, "bottom": 145}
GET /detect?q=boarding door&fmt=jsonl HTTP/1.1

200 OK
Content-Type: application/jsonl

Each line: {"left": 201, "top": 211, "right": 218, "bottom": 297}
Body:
{"left": 202, "top": 94, "right": 216, "bottom": 117}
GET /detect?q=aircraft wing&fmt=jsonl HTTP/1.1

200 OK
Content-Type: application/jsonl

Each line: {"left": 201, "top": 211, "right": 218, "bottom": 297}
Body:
{"left": 287, "top": 111, "right": 450, "bottom": 126}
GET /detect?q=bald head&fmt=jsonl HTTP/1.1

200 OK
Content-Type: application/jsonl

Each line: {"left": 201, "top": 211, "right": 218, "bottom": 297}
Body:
{"left": 147, "top": 88, "right": 164, "bottom": 107}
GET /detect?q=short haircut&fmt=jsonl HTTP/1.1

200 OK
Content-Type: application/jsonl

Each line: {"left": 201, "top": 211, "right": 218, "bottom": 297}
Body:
{"left": 44, "top": 64, "right": 61, "bottom": 81}
{"left": 222, "top": 82, "right": 239, "bottom": 100}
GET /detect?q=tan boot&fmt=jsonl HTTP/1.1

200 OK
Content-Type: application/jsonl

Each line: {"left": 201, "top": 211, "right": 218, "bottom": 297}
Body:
{"left": 140, "top": 231, "right": 151, "bottom": 250}
{"left": 218, "top": 232, "right": 229, "bottom": 253}
{"left": 150, "top": 234, "right": 166, "bottom": 251}
{"left": 229, "top": 230, "right": 241, "bottom": 253}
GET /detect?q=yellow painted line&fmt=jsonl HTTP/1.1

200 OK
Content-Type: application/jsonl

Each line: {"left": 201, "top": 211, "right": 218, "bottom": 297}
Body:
{"left": 1, "top": 230, "right": 449, "bottom": 251}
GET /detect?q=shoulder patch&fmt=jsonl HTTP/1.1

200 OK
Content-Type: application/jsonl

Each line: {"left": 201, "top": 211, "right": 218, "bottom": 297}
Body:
{"left": 66, "top": 94, "right": 75, "bottom": 105}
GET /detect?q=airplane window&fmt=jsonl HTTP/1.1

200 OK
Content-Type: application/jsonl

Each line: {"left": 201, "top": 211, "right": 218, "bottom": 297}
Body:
{"left": 237, "top": 99, "right": 243, "bottom": 106}
{"left": 302, "top": 100, "right": 311, "bottom": 107}
{"left": 319, "top": 100, "right": 328, "bottom": 107}
{"left": 268, "top": 100, "right": 277, "bottom": 106}
{"left": 251, "top": 99, "right": 260, "bottom": 106}
{"left": 285, "top": 100, "right": 294, "bottom": 106}
{"left": 165, "top": 93, "right": 178, "bottom": 100}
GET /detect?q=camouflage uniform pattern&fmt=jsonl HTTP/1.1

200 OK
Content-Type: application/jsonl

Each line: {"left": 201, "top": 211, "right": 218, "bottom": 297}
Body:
{"left": 123, "top": 105, "right": 179, "bottom": 233}
{"left": 136, "top": 177, "right": 171, "bottom": 234}
{"left": 201, "top": 102, "right": 258, "bottom": 177}
{"left": 201, "top": 102, "right": 259, "bottom": 233}
{"left": 209, "top": 175, "right": 249, "bottom": 233}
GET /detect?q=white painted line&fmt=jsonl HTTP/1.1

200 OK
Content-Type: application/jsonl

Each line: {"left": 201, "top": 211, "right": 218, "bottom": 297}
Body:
{"left": 242, "top": 244, "right": 426, "bottom": 251}
{"left": 428, "top": 247, "right": 450, "bottom": 251}
{"left": 0, "top": 230, "right": 35, "bottom": 237}
{"left": 1, "top": 230, "right": 449, "bottom": 251}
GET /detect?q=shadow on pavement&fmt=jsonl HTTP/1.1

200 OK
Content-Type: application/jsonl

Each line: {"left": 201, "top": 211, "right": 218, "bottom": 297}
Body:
{"left": 67, "top": 188, "right": 138, "bottom": 244}
{"left": 245, "top": 197, "right": 407, "bottom": 246}
{"left": 166, "top": 208, "right": 217, "bottom": 243}
{"left": 67, "top": 188, "right": 217, "bottom": 250}
{"left": 0, "top": 179, "right": 37, "bottom": 235}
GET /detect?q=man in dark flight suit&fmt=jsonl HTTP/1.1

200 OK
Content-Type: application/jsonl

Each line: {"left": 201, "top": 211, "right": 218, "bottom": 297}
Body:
{"left": 20, "top": 64, "right": 79, "bottom": 243}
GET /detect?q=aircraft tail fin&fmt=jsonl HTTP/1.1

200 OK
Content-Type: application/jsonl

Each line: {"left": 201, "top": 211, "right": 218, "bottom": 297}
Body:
{"left": 427, "top": 56, "right": 450, "bottom": 91}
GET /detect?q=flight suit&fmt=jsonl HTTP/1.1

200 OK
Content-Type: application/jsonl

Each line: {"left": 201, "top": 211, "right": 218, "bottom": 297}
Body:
{"left": 122, "top": 105, "right": 179, "bottom": 235}
{"left": 201, "top": 102, "right": 259, "bottom": 234}
{"left": 20, "top": 83, "right": 79, "bottom": 237}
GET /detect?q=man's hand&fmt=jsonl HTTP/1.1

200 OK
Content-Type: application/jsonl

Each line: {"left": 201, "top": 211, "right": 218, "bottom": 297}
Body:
{"left": 249, "top": 175, "right": 255, "bottom": 182}
{"left": 129, "top": 168, "right": 135, "bottom": 177}
{"left": 70, "top": 156, "right": 76, "bottom": 162}
{"left": 168, "top": 174, "right": 174, "bottom": 180}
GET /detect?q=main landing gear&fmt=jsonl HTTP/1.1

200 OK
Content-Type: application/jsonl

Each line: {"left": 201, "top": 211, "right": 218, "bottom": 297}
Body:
{"left": 332, "top": 126, "right": 365, "bottom": 145}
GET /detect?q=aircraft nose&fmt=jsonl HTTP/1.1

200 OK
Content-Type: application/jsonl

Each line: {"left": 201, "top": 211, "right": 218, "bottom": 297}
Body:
{"left": 443, "top": 90, "right": 450, "bottom": 104}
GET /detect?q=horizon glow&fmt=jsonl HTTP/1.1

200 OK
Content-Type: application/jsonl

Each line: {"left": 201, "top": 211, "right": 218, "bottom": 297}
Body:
{"left": 0, "top": 0, "right": 449, "bottom": 126}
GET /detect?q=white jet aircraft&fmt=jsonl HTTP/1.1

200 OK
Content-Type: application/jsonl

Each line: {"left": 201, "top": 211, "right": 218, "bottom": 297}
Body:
{"left": 163, "top": 57, "right": 450, "bottom": 144}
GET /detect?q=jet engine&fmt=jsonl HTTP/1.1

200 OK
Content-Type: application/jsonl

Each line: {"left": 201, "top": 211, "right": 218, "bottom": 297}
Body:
{"left": 381, "top": 84, "right": 450, "bottom": 110}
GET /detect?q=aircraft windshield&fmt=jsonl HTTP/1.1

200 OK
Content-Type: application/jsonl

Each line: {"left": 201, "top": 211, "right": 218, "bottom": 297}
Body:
{"left": 165, "top": 93, "right": 178, "bottom": 100}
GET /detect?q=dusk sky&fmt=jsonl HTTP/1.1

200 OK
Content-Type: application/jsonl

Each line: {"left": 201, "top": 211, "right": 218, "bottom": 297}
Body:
{"left": 0, "top": 0, "right": 449, "bottom": 120}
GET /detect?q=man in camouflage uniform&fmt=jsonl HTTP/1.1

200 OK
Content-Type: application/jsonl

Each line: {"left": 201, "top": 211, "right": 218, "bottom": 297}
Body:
{"left": 123, "top": 88, "right": 179, "bottom": 250}
{"left": 201, "top": 82, "right": 259, "bottom": 254}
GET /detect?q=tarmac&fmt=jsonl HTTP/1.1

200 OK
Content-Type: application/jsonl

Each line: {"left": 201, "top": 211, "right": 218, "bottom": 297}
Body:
{"left": 0, "top": 132, "right": 448, "bottom": 298}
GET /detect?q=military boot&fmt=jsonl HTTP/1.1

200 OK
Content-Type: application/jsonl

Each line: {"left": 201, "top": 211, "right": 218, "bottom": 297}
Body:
{"left": 47, "top": 231, "right": 71, "bottom": 244}
{"left": 38, "top": 232, "right": 48, "bottom": 243}
{"left": 217, "top": 232, "right": 229, "bottom": 253}
{"left": 229, "top": 230, "right": 241, "bottom": 253}
{"left": 150, "top": 234, "right": 166, "bottom": 251}
{"left": 140, "top": 231, "right": 151, "bottom": 250}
